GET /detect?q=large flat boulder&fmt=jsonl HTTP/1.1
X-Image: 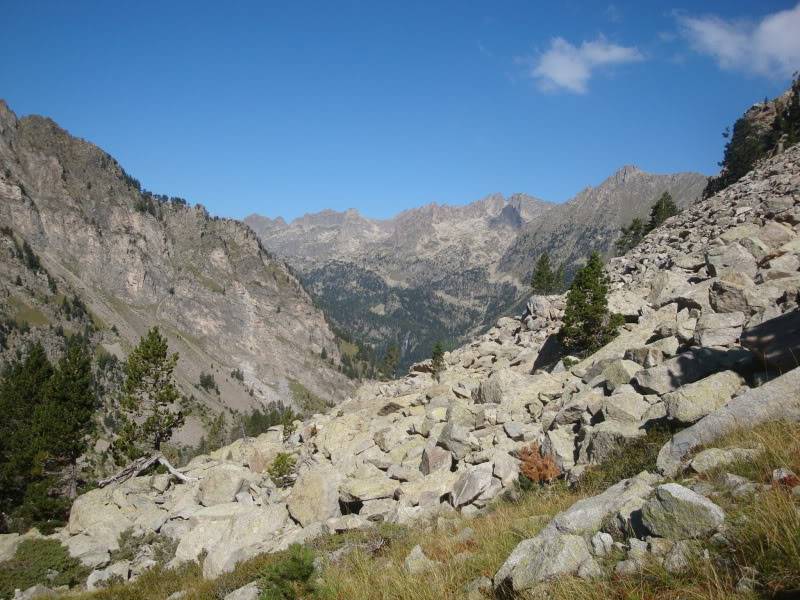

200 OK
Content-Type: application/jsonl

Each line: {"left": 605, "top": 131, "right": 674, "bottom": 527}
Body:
{"left": 693, "top": 311, "right": 745, "bottom": 347}
{"left": 633, "top": 348, "right": 751, "bottom": 395}
{"left": 662, "top": 371, "right": 742, "bottom": 424}
{"left": 657, "top": 367, "right": 800, "bottom": 476}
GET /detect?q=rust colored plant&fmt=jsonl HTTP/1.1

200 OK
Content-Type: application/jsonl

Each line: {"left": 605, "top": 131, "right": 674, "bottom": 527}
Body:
{"left": 519, "top": 442, "right": 561, "bottom": 484}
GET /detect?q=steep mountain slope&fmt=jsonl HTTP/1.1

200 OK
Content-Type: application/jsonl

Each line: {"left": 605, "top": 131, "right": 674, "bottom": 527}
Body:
{"left": 0, "top": 100, "right": 353, "bottom": 444}
{"left": 500, "top": 166, "right": 708, "bottom": 281}
{"left": 247, "top": 170, "right": 706, "bottom": 370}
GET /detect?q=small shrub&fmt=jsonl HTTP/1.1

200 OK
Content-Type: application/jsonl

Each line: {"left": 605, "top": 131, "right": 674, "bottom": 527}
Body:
{"left": 518, "top": 442, "right": 561, "bottom": 487}
{"left": 258, "top": 543, "right": 315, "bottom": 600}
{"left": 268, "top": 453, "right": 297, "bottom": 488}
{"left": 230, "top": 368, "right": 245, "bottom": 382}
{"left": 0, "top": 538, "right": 89, "bottom": 598}
{"left": 198, "top": 372, "right": 219, "bottom": 394}
{"left": 430, "top": 341, "right": 445, "bottom": 380}
{"left": 110, "top": 529, "right": 177, "bottom": 565}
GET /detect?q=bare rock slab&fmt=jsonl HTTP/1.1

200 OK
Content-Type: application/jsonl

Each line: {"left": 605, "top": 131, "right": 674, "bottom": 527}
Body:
{"left": 642, "top": 483, "right": 725, "bottom": 539}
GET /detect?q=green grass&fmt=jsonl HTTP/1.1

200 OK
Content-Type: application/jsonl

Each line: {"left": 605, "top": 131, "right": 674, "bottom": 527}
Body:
{"left": 7, "top": 296, "right": 50, "bottom": 327}
{"left": 58, "top": 423, "right": 800, "bottom": 600}
{"left": 0, "top": 538, "right": 88, "bottom": 598}
{"left": 577, "top": 425, "right": 677, "bottom": 495}
{"left": 288, "top": 379, "right": 330, "bottom": 415}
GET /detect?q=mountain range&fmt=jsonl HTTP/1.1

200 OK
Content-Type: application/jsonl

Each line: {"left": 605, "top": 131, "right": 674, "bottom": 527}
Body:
{"left": 246, "top": 167, "right": 707, "bottom": 370}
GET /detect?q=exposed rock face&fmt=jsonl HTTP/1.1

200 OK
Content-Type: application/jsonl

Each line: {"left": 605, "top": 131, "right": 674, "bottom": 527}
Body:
{"left": 248, "top": 168, "right": 706, "bottom": 370}
{"left": 0, "top": 100, "right": 353, "bottom": 444}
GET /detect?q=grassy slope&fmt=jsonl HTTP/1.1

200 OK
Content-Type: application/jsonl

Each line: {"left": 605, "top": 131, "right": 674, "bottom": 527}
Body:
{"left": 12, "top": 422, "right": 798, "bottom": 600}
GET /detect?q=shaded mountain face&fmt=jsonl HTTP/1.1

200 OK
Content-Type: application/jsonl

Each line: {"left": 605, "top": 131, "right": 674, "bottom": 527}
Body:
{"left": 247, "top": 171, "right": 706, "bottom": 371}
{"left": 0, "top": 101, "right": 353, "bottom": 444}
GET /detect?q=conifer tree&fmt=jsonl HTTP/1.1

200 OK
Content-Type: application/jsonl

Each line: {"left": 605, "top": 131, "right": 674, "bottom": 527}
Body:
{"left": 36, "top": 339, "right": 96, "bottom": 497}
{"left": 647, "top": 191, "right": 678, "bottom": 231}
{"left": 614, "top": 217, "right": 645, "bottom": 255}
{"left": 558, "top": 252, "right": 624, "bottom": 357}
{"left": 431, "top": 341, "right": 445, "bottom": 380}
{"left": 380, "top": 344, "right": 400, "bottom": 379}
{"left": 116, "top": 327, "right": 183, "bottom": 459}
{"left": 0, "top": 344, "right": 53, "bottom": 526}
{"left": 531, "top": 253, "right": 562, "bottom": 294}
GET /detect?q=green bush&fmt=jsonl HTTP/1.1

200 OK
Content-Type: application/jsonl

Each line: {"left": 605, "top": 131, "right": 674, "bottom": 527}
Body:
{"left": 267, "top": 453, "right": 297, "bottom": 488}
{"left": 258, "top": 544, "right": 315, "bottom": 600}
{"left": 0, "top": 538, "right": 89, "bottom": 598}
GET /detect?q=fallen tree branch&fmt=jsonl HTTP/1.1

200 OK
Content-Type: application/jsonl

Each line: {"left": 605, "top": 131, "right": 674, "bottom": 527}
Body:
{"left": 98, "top": 454, "right": 196, "bottom": 487}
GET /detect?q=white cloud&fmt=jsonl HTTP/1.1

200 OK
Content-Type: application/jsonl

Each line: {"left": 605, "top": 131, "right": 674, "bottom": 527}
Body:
{"left": 679, "top": 4, "right": 800, "bottom": 78}
{"left": 528, "top": 36, "right": 643, "bottom": 94}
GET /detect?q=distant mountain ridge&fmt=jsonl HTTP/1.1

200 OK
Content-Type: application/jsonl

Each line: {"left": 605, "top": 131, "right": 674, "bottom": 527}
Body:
{"left": 247, "top": 168, "right": 707, "bottom": 370}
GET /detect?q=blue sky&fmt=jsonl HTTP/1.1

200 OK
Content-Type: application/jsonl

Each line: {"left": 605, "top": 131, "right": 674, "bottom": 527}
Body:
{"left": 1, "top": 1, "right": 798, "bottom": 221}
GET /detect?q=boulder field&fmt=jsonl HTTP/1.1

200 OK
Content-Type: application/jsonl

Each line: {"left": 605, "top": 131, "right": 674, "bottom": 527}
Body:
{"left": 5, "top": 143, "right": 800, "bottom": 595}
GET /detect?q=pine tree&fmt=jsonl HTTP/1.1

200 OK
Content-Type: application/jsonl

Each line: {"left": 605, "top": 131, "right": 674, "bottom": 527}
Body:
{"left": 0, "top": 344, "right": 53, "bottom": 526}
{"left": 647, "top": 191, "right": 678, "bottom": 231}
{"left": 531, "top": 253, "right": 561, "bottom": 294}
{"left": 431, "top": 341, "right": 445, "bottom": 379}
{"left": 116, "top": 327, "right": 183, "bottom": 459}
{"left": 558, "top": 252, "right": 624, "bottom": 357}
{"left": 614, "top": 217, "right": 645, "bottom": 255}
{"left": 36, "top": 339, "right": 96, "bottom": 498}
{"left": 380, "top": 344, "right": 400, "bottom": 379}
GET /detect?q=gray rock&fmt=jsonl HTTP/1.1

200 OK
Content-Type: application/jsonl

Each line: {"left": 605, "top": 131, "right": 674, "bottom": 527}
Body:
{"left": 741, "top": 309, "right": 800, "bottom": 372}
{"left": 12, "top": 585, "right": 58, "bottom": 600}
{"left": 657, "top": 367, "right": 800, "bottom": 476}
{"left": 451, "top": 463, "right": 494, "bottom": 507}
{"left": 690, "top": 447, "right": 761, "bottom": 474}
{"left": 602, "top": 391, "right": 650, "bottom": 423}
{"left": 287, "top": 464, "right": 342, "bottom": 527}
{"left": 706, "top": 243, "right": 757, "bottom": 278}
{"left": 587, "top": 359, "right": 643, "bottom": 392}
{"left": 543, "top": 426, "right": 576, "bottom": 470}
{"left": 223, "top": 582, "right": 260, "bottom": 600}
{"left": 634, "top": 348, "right": 751, "bottom": 395}
{"left": 693, "top": 311, "right": 745, "bottom": 347}
{"left": 87, "top": 560, "right": 131, "bottom": 590}
{"left": 420, "top": 446, "right": 452, "bottom": 475}
{"left": 494, "top": 533, "right": 592, "bottom": 592}
{"left": 642, "top": 483, "right": 725, "bottom": 539}
{"left": 662, "top": 370, "right": 742, "bottom": 424}
{"left": 437, "top": 423, "right": 479, "bottom": 460}
{"left": 404, "top": 544, "right": 438, "bottom": 574}
{"left": 709, "top": 273, "right": 754, "bottom": 314}
{"left": 591, "top": 532, "right": 614, "bottom": 557}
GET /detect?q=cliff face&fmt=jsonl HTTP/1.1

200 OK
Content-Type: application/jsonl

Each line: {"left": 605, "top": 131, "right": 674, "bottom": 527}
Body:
{"left": 0, "top": 101, "right": 354, "bottom": 444}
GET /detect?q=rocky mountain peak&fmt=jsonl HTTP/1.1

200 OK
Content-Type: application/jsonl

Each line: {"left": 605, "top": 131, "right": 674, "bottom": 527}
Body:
{"left": 0, "top": 99, "right": 17, "bottom": 132}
